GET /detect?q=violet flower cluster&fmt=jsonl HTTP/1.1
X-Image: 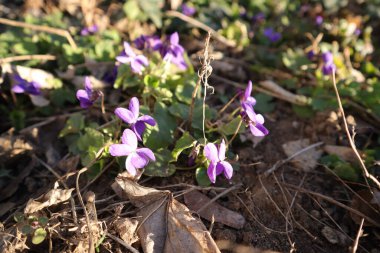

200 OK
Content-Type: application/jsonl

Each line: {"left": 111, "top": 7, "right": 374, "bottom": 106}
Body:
{"left": 76, "top": 77, "right": 101, "bottom": 108}
{"left": 80, "top": 25, "right": 98, "bottom": 36}
{"left": 263, "top": 28, "right": 282, "bottom": 43}
{"left": 203, "top": 81, "right": 269, "bottom": 184}
{"left": 110, "top": 97, "right": 156, "bottom": 176}
{"left": 117, "top": 32, "right": 188, "bottom": 74}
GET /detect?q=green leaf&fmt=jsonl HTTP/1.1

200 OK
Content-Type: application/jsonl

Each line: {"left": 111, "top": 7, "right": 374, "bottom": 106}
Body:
{"left": 171, "top": 132, "right": 196, "bottom": 162}
{"left": 21, "top": 225, "right": 33, "bottom": 235}
{"left": 139, "top": 0, "right": 163, "bottom": 28}
{"left": 175, "top": 81, "right": 196, "bottom": 105}
{"left": 333, "top": 163, "right": 359, "bottom": 182}
{"left": 59, "top": 113, "right": 85, "bottom": 137}
{"left": 192, "top": 101, "right": 217, "bottom": 130}
{"left": 10, "top": 110, "right": 25, "bottom": 131}
{"left": 38, "top": 216, "right": 49, "bottom": 227}
{"left": 168, "top": 102, "right": 189, "bottom": 119}
{"left": 50, "top": 88, "right": 76, "bottom": 107}
{"left": 218, "top": 116, "right": 244, "bottom": 136}
{"left": 292, "top": 105, "right": 314, "bottom": 118}
{"left": 62, "top": 44, "right": 84, "bottom": 64}
{"left": 144, "top": 102, "right": 177, "bottom": 150}
{"left": 196, "top": 167, "right": 211, "bottom": 186}
{"left": 32, "top": 228, "right": 47, "bottom": 245}
{"left": 77, "top": 128, "right": 104, "bottom": 151}
{"left": 13, "top": 41, "right": 38, "bottom": 55}
{"left": 253, "top": 93, "right": 275, "bottom": 113}
{"left": 123, "top": 0, "right": 142, "bottom": 20}
{"left": 144, "top": 149, "right": 176, "bottom": 177}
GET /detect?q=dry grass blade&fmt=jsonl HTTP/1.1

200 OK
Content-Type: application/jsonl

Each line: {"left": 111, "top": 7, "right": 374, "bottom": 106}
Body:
{"left": 351, "top": 218, "right": 364, "bottom": 253}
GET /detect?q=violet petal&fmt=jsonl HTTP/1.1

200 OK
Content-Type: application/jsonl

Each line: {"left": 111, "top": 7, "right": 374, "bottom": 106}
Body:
{"left": 115, "top": 108, "right": 136, "bottom": 124}
{"left": 207, "top": 162, "right": 217, "bottom": 183}
{"left": 109, "top": 144, "right": 134, "bottom": 157}
{"left": 204, "top": 143, "right": 219, "bottom": 163}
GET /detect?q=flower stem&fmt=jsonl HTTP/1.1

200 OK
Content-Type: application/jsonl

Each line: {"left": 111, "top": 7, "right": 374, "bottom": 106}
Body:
{"left": 218, "top": 92, "right": 240, "bottom": 115}
{"left": 227, "top": 119, "right": 243, "bottom": 145}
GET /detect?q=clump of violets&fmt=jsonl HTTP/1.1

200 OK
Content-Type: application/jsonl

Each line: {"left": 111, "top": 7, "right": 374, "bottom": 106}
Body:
{"left": 12, "top": 74, "right": 42, "bottom": 95}
{"left": 110, "top": 97, "right": 156, "bottom": 176}
{"left": 110, "top": 129, "right": 155, "bottom": 176}
{"left": 76, "top": 77, "right": 101, "bottom": 108}
{"left": 321, "top": 51, "right": 336, "bottom": 75}
{"left": 117, "top": 42, "right": 149, "bottom": 74}
{"left": 181, "top": 3, "right": 196, "bottom": 16}
{"left": 80, "top": 24, "right": 98, "bottom": 36}
{"left": 240, "top": 81, "right": 269, "bottom": 137}
{"left": 153, "top": 32, "right": 187, "bottom": 70}
{"left": 114, "top": 97, "right": 156, "bottom": 141}
{"left": 263, "top": 28, "right": 281, "bottom": 43}
{"left": 204, "top": 140, "right": 233, "bottom": 183}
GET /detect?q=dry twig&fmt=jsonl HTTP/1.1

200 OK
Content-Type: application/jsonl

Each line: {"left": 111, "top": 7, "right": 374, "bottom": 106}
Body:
{"left": 165, "top": 10, "right": 236, "bottom": 47}
{"left": 0, "top": 54, "right": 56, "bottom": 64}
{"left": 351, "top": 218, "right": 365, "bottom": 253}
{"left": 331, "top": 70, "right": 380, "bottom": 189}
{"left": 0, "top": 17, "right": 77, "bottom": 49}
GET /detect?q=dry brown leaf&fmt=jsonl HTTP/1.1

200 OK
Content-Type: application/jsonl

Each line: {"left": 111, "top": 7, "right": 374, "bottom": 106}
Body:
{"left": 0, "top": 135, "right": 33, "bottom": 162}
{"left": 184, "top": 190, "right": 246, "bottom": 229}
{"left": 115, "top": 218, "right": 139, "bottom": 245}
{"left": 282, "top": 139, "right": 323, "bottom": 172}
{"left": 24, "top": 182, "right": 74, "bottom": 214}
{"left": 217, "top": 240, "right": 281, "bottom": 253}
{"left": 112, "top": 175, "right": 221, "bottom": 253}
{"left": 323, "top": 145, "right": 363, "bottom": 164}
{"left": 350, "top": 189, "right": 380, "bottom": 227}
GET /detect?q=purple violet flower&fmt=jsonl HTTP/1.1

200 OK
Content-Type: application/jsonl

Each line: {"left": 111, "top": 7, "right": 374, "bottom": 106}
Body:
{"left": 12, "top": 74, "right": 42, "bottom": 95}
{"left": 80, "top": 24, "right": 98, "bottom": 36}
{"left": 76, "top": 77, "right": 101, "bottom": 108}
{"left": 307, "top": 50, "right": 315, "bottom": 60}
{"left": 181, "top": 3, "right": 196, "bottom": 16}
{"left": 242, "top": 102, "right": 269, "bottom": 137}
{"left": 204, "top": 139, "right": 233, "bottom": 183}
{"left": 109, "top": 129, "right": 155, "bottom": 176}
{"left": 134, "top": 35, "right": 160, "bottom": 50}
{"left": 116, "top": 42, "right": 149, "bottom": 74}
{"left": 354, "top": 28, "right": 361, "bottom": 36}
{"left": 263, "top": 28, "right": 281, "bottom": 43}
{"left": 315, "top": 15, "right": 323, "bottom": 26}
{"left": 240, "top": 80, "right": 257, "bottom": 106}
{"left": 153, "top": 32, "right": 187, "bottom": 70}
{"left": 321, "top": 51, "right": 336, "bottom": 75}
{"left": 114, "top": 97, "right": 156, "bottom": 141}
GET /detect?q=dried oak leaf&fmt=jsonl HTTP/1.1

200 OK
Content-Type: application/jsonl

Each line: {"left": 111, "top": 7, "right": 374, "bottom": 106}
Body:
{"left": 112, "top": 175, "right": 221, "bottom": 253}
{"left": 184, "top": 190, "right": 246, "bottom": 229}
{"left": 24, "top": 182, "right": 74, "bottom": 214}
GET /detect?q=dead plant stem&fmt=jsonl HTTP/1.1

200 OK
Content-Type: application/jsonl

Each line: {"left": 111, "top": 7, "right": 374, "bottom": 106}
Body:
{"left": 106, "top": 232, "right": 139, "bottom": 253}
{"left": 351, "top": 218, "right": 364, "bottom": 253}
{"left": 197, "top": 183, "right": 242, "bottom": 213}
{"left": 0, "top": 18, "right": 77, "bottom": 49}
{"left": 331, "top": 70, "right": 380, "bottom": 189}
{"left": 0, "top": 54, "right": 56, "bottom": 64}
